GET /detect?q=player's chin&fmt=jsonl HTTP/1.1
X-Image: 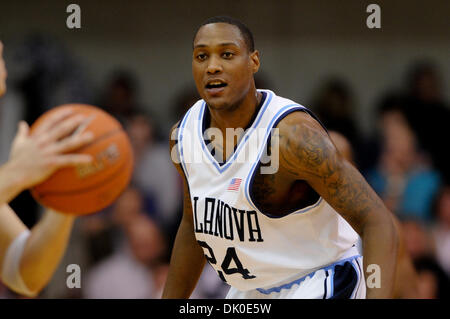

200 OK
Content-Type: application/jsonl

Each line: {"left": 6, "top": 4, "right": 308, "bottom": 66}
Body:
{"left": 205, "top": 98, "right": 231, "bottom": 111}
{"left": 201, "top": 93, "right": 226, "bottom": 109}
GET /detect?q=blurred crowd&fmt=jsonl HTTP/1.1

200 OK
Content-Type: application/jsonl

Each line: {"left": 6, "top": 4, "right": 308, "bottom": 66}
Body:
{"left": 0, "top": 35, "right": 449, "bottom": 299}
{"left": 312, "top": 62, "right": 450, "bottom": 299}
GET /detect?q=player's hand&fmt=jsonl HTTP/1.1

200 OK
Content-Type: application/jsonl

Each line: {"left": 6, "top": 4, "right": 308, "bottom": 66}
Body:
{"left": 8, "top": 108, "right": 94, "bottom": 190}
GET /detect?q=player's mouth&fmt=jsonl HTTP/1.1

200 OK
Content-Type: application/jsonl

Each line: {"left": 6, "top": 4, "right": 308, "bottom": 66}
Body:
{"left": 205, "top": 79, "right": 228, "bottom": 96}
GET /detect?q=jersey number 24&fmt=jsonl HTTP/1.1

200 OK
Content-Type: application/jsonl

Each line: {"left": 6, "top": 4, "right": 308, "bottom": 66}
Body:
{"left": 197, "top": 240, "right": 256, "bottom": 282}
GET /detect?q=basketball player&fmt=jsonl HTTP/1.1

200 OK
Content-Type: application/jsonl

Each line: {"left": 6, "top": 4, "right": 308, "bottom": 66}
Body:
{"left": 162, "top": 17, "right": 399, "bottom": 299}
{"left": 0, "top": 41, "right": 94, "bottom": 296}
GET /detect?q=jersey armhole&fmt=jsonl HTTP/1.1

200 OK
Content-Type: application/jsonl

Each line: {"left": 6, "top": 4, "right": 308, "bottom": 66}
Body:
{"left": 244, "top": 107, "right": 324, "bottom": 219}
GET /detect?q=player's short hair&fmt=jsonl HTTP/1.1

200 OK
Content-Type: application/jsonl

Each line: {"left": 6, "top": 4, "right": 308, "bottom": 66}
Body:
{"left": 194, "top": 16, "right": 255, "bottom": 52}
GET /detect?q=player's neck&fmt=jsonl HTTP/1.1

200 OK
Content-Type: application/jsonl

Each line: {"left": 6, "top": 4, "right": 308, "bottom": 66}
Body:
{"left": 208, "top": 89, "right": 262, "bottom": 134}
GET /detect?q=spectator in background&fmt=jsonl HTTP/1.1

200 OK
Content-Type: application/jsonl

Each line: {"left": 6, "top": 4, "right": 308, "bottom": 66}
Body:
{"left": 151, "top": 262, "right": 170, "bottom": 299}
{"left": 172, "top": 86, "right": 200, "bottom": 125}
{"left": 40, "top": 182, "right": 149, "bottom": 298}
{"left": 125, "top": 112, "right": 181, "bottom": 232}
{"left": 414, "top": 257, "right": 450, "bottom": 299}
{"left": 401, "top": 218, "right": 433, "bottom": 261}
{"left": 80, "top": 186, "right": 157, "bottom": 268}
{"left": 311, "top": 78, "right": 360, "bottom": 157}
{"left": 398, "top": 216, "right": 449, "bottom": 299}
{"left": 14, "top": 34, "right": 92, "bottom": 124}
{"left": 431, "top": 185, "right": 450, "bottom": 277}
{"left": 83, "top": 212, "right": 167, "bottom": 299}
{"left": 366, "top": 94, "right": 441, "bottom": 222}
{"left": 9, "top": 34, "right": 92, "bottom": 229}
{"left": 111, "top": 187, "right": 146, "bottom": 229}
{"left": 309, "top": 78, "right": 382, "bottom": 173}
{"left": 79, "top": 211, "right": 116, "bottom": 268}
{"left": 403, "top": 61, "right": 450, "bottom": 182}
{"left": 98, "top": 70, "right": 140, "bottom": 125}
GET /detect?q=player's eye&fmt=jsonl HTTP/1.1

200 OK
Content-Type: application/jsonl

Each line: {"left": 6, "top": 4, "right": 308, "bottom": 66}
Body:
{"left": 222, "top": 52, "right": 234, "bottom": 59}
{"left": 196, "top": 53, "right": 207, "bottom": 61}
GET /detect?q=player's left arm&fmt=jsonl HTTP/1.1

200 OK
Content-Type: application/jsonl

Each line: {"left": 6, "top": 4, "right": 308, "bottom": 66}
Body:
{"left": 276, "top": 111, "right": 399, "bottom": 299}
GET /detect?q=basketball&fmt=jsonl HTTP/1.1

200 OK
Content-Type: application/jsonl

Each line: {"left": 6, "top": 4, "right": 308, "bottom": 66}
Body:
{"left": 30, "top": 104, "right": 134, "bottom": 215}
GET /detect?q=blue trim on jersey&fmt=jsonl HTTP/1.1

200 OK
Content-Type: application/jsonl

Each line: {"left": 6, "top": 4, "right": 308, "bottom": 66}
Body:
{"left": 244, "top": 105, "right": 324, "bottom": 218}
{"left": 329, "top": 268, "right": 335, "bottom": 298}
{"left": 352, "top": 258, "right": 363, "bottom": 298}
{"left": 256, "top": 272, "right": 314, "bottom": 295}
{"left": 329, "top": 257, "right": 362, "bottom": 299}
{"left": 255, "top": 254, "right": 361, "bottom": 295}
{"left": 197, "top": 90, "right": 274, "bottom": 174}
{"left": 178, "top": 107, "right": 193, "bottom": 179}
{"left": 350, "top": 259, "right": 361, "bottom": 298}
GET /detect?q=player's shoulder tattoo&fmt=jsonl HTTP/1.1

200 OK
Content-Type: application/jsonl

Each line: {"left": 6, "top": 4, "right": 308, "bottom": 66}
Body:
{"left": 276, "top": 111, "right": 338, "bottom": 181}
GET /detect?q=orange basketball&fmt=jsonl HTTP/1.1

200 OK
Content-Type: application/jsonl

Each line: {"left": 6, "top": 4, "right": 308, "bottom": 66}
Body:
{"left": 30, "top": 104, "right": 134, "bottom": 215}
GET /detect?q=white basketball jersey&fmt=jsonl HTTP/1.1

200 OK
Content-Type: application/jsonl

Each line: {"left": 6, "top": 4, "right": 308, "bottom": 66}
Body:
{"left": 177, "top": 89, "right": 360, "bottom": 291}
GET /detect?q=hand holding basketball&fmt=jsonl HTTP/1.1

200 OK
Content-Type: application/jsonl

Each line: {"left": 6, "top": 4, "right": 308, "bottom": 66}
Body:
{"left": 9, "top": 108, "right": 94, "bottom": 192}
{"left": 30, "top": 104, "right": 134, "bottom": 215}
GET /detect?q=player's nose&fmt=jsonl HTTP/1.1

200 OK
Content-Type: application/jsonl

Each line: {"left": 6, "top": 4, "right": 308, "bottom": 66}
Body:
{"left": 206, "top": 55, "right": 223, "bottom": 75}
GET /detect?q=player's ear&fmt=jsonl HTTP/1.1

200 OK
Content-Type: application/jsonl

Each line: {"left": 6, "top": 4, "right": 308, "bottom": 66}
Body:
{"left": 250, "top": 50, "right": 260, "bottom": 74}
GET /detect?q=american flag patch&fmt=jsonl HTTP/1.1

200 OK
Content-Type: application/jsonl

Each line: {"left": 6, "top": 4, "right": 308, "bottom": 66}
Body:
{"left": 227, "top": 178, "right": 242, "bottom": 192}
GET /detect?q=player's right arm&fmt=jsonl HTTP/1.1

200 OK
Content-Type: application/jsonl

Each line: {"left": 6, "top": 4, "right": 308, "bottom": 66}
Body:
{"left": 278, "top": 112, "right": 399, "bottom": 298}
{"left": 0, "top": 109, "right": 93, "bottom": 296}
{"left": 330, "top": 130, "right": 419, "bottom": 299}
{"left": 162, "top": 122, "right": 206, "bottom": 299}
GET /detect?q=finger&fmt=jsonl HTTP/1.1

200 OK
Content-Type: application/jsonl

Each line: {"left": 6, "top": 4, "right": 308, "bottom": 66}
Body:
{"left": 18, "top": 120, "right": 30, "bottom": 136}
{"left": 37, "top": 114, "right": 87, "bottom": 145}
{"left": 32, "top": 108, "right": 74, "bottom": 137}
{"left": 13, "top": 121, "right": 29, "bottom": 142}
{"left": 46, "top": 131, "right": 94, "bottom": 155}
{"left": 48, "top": 154, "right": 93, "bottom": 168}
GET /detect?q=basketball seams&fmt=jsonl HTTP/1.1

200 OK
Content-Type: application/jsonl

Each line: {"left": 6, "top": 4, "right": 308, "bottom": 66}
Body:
{"left": 32, "top": 158, "right": 133, "bottom": 215}
{"left": 32, "top": 154, "right": 132, "bottom": 197}
{"left": 32, "top": 128, "right": 130, "bottom": 194}
{"left": 73, "top": 127, "right": 124, "bottom": 153}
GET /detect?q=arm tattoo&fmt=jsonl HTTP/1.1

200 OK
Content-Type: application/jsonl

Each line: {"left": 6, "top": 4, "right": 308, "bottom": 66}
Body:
{"left": 279, "top": 119, "right": 384, "bottom": 231}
